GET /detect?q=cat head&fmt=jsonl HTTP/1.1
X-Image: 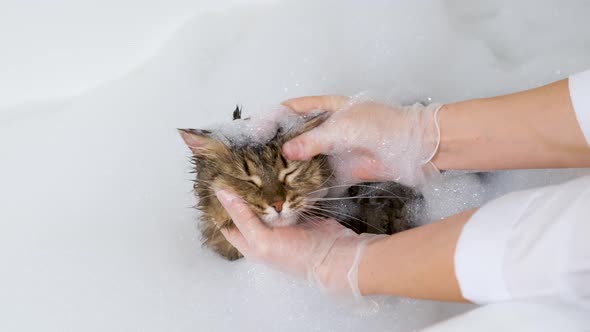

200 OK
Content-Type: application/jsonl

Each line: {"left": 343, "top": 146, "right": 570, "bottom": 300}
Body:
{"left": 179, "top": 112, "right": 331, "bottom": 227}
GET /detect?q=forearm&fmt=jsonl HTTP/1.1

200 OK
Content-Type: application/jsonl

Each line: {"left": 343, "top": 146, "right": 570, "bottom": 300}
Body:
{"left": 358, "top": 208, "right": 476, "bottom": 302}
{"left": 431, "top": 79, "right": 590, "bottom": 170}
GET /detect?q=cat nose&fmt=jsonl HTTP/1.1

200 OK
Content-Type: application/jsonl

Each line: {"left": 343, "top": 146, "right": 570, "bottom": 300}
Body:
{"left": 270, "top": 200, "right": 285, "bottom": 213}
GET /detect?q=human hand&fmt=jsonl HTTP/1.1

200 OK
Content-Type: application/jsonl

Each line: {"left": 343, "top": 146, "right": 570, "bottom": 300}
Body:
{"left": 282, "top": 95, "right": 442, "bottom": 187}
{"left": 216, "top": 189, "right": 385, "bottom": 299}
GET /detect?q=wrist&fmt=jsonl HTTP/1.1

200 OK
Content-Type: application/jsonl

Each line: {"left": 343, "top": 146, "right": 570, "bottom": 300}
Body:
{"left": 429, "top": 100, "right": 486, "bottom": 170}
{"left": 357, "top": 235, "right": 389, "bottom": 296}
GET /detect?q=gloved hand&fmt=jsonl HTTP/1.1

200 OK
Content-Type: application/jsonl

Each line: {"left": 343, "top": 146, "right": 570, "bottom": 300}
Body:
{"left": 216, "top": 189, "right": 386, "bottom": 298}
{"left": 282, "top": 95, "right": 443, "bottom": 187}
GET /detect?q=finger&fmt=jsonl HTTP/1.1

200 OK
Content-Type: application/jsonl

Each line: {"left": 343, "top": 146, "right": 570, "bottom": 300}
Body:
{"left": 282, "top": 95, "right": 349, "bottom": 114}
{"left": 216, "top": 190, "right": 268, "bottom": 242}
{"left": 351, "top": 157, "right": 384, "bottom": 181}
{"left": 352, "top": 166, "right": 377, "bottom": 182}
{"left": 282, "top": 129, "right": 334, "bottom": 160}
{"left": 220, "top": 227, "right": 250, "bottom": 256}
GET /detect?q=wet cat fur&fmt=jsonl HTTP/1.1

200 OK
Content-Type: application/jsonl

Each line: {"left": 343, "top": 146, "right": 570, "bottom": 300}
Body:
{"left": 179, "top": 111, "right": 332, "bottom": 260}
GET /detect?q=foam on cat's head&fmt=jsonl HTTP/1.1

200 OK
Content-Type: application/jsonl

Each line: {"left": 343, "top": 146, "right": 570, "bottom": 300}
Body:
{"left": 209, "top": 106, "right": 325, "bottom": 147}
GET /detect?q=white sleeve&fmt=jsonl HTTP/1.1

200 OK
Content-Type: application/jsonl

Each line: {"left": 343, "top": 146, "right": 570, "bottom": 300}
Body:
{"left": 454, "top": 175, "right": 590, "bottom": 309}
{"left": 569, "top": 69, "right": 590, "bottom": 146}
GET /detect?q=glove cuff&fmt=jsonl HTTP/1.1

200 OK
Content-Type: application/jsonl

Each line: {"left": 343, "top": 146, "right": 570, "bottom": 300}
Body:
{"left": 347, "top": 234, "right": 388, "bottom": 299}
{"left": 423, "top": 103, "right": 444, "bottom": 167}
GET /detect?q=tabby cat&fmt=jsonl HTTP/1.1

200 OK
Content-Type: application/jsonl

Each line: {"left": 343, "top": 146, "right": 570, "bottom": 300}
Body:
{"left": 179, "top": 107, "right": 420, "bottom": 260}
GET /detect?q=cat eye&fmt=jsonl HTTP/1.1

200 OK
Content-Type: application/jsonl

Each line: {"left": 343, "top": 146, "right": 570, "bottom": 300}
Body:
{"left": 225, "top": 171, "right": 262, "bottom": 188}
{"left": 247, "top": 179, "right": 261, "bottom": 187}
{"left": 279, "top": 168, "right": 297, "bottom": 183}
{"left": 284, "top": 169, "right": 296, "bottom": 180}
{"left": 230, "top": 176, "right": 261, "bottom": 188}
{"left": 245, "top": 175, "right": 262, "bottom": 188}
{"left": 241, "top": 160, "right": 263, "bottom": 187}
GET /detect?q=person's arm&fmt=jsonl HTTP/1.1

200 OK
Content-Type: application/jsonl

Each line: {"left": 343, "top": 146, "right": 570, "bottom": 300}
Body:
{"left": 283, "top": 74, "right": 590, "bottom": 183}
{"left": 362, "top": 174, "right": 590, "bottom": 306}
{"left": 359, "top": 208, "right": 475, "bottom": 301}
{"left": 432, "top": 78, "right": 590, "bottom": 170}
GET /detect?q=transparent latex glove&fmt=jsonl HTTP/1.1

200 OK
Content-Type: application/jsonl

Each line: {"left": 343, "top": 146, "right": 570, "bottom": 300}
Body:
{"left": 282, "top": 95, "right": 443, "bottom": 187}
{"left": 216, "top": 189, "right": 386, "bottom": 299}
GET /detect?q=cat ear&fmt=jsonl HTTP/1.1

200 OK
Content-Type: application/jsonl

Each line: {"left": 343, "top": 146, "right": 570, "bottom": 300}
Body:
{"left": 282, "top": 111, "right": 328, "bottom": 141}
{"left": 178, "top": 128, "right": 226, "bottom": 157}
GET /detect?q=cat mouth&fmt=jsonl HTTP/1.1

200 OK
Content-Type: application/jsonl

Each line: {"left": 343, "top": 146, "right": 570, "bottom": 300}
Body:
{"left": 260, "top": 213, "right": 299, "bottom": 227}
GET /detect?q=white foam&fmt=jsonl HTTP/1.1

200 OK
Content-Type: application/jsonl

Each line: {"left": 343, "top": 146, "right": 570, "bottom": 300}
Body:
{"left": 210, "top": 106, "right": 309, "bottom": 146}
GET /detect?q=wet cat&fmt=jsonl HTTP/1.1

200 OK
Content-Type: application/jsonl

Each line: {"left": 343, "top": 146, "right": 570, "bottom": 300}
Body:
{"left": 179, "top": 107, "right": 420, "bottom": 260}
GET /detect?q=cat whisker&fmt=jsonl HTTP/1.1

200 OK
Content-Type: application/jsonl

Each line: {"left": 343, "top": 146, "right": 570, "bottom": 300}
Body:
{"left": 299, "top": 210, "right": 334, "bottom": 226}
{"left": 307, "top": 194, "right": 411, "bottom": 201}
{"left": 316, "top": 160, "right": 336, "bottom": 189}
{"left": 301, "top": 204, "right": 385, "bottom": 234}
{"left": 306, "top": 183, "right": 403, "bottom": 197}
{"left": 297, "top": 212, "right": 324, "bottom": 227}
{"left": 300, "top": 210, "right": 384, "bottom": 235}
